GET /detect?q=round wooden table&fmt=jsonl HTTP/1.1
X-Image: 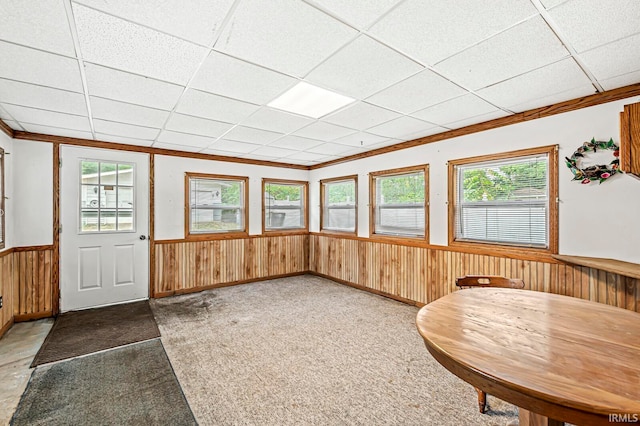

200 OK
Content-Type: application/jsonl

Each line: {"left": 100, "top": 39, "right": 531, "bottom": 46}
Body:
{"left": 416, "top": 288, "right": 640, "bottom": 426}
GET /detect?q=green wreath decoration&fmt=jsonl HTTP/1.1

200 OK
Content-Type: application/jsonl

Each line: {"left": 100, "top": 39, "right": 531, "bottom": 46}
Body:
{"left": 565, "top": 138, "right": 620, "bottom": 184}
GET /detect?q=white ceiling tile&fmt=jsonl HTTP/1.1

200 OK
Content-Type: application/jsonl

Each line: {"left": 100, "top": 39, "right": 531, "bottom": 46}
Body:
{"left": 4, "top": 120, "right": 21, "bottom": 130}
{"left": 84, "top": 64, "right": 184, "bottom": 111}
{"left": 0, "top": 79, "right": 87, "bottom": 116}
{"left": 93, "top": 119, "right": 159, "bottom": 140}
{"left": 215, "top": 0, "right": 357, "bottom": 77}
{"left": 207, "top": 139, "right": 263, "bottom": 154}
{"left": 90, "top": 96, "right": 170, "bottom": 128}
{"left": 309, "top": 0, "right": 401, "bottom": 29}
{"left": 222, "top": 126, "right": 283, "bottom": 145}
{"left": 249, "top": 146, "right": 299, "bottom": 158}
{"left": 0, "top": 105, "right": 10, "bottom": 120}
{"left": 2, "top": 104, "right": 90, "bottom": 132}
{"left": 191, "top": 52, "right": 297, "bottom": 104}
{"left": 152, "top": 142, "right": 202, "bottom": 152}
{"left": 507, "top": 85, "right": 597, "bottom": 113}
{"left": 293, "top": 121, "right": 356, "bottom": 141}
{"left": 177, "top": 89, "right": 259, "bottom": 123}
{"left": 367, "top": 116, "right": 437, "bottom": 139}
{"left": 600, "top": 70, "right": 640, "bottom": 91}
{"left": 435, "top": 16, "right": 569, "bottom": 90}
{"left": 285, "top": 151, "right": 334, "bottom": 162}
{"left": 580, "top": 33, "right": 640, "bottom": 82}
{"left": 402, "top": 126, "right": 449, "bottom": 141}
{"left": 72, "top": 4, "right": 208, "bottom": 85}
{"left": 411, "top": 94, "right": 498, "bottom": 126}
{"left": 307, "top": 142, "right": 356, "bottom": 155}
{"left": 281, "top": 157, "right": 316, "bottom": 165}
{"left": 332, "top": 132, "right": 388, "bottom": 147}
{"left": 200, "top": 148, "right": 244, "bottom": 158}
{"left": 306, "top": 35, "right": 423, "bottom": 99}
{"left": 445, "top": 110, "right": 511, "bottom": 129}
{"left": 157, "top": 130, "right": 214, "bottom": 148}
{"left": 369, "top": 0, "right": 538, "bottom": 65}
{"left": 539, "top": 0, "right": 569, "bottom": 8}
{"left": 0, "top": 41, "right": 83, "bottom": 92}
{"left": 366, "top": 138, "right": 404, "bottom": 150}
{"left": 95, "top": 133, "right": 154, "bottom": 147}
{"left": 323, "top": 101, "right": 401, "bottom": 130}
{"left": 240, "top": 107, "right": 314, "bottom": 134}
{"left": 0, "top": 0, "right": 75, "bottom": 56}
{"left": 268, "top": 135, "right": 324, "bottom": 150}
{"left": 74, "top": 0, "right": 235, "bottom": 46}
{"left": 548, "top": 0, "right": 640, "bottom": 53}
{"left": 477, "top": 59, "right": 594, "bottom": 109}
{"left": 165, "top": 113, "right": 233, "bottom": 138}
{"left": 21, "top": 123, "right": 92, "bottom": 140}
{"left": 366, "top": 69, "right": 467, "bottom": 114}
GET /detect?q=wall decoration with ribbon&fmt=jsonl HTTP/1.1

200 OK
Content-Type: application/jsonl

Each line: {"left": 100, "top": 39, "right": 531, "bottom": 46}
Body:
{"left": 565, "top": 138, "right": 620, "bottom": 184}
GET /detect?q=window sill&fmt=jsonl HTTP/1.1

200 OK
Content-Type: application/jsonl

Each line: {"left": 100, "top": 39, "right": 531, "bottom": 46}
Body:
{"left": 263, "top": 229, "right": 309, "bottom": 237}
{"left": 449, "top": 239, "right": 556, "bottom": 261}
{"left": 185, "top": 232, "right": 249, "bottom": 241}
{"left": 320, "top": 229, "right": 357, "bottom": 237}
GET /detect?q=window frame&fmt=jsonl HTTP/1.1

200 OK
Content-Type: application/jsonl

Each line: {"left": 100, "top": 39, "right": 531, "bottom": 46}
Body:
{"left": 447, "top": 145, "right": 559, "bottom": 255}
{"left": 261, "top": 178, "right": 309, "bottom": 234}
{"left": 0, "top": 147, "right": 4, "bottom": 250}
{"left": 184, "top": 172, "right": 249, "bottom": 240}
{"left": 369, "top": 164, "right": 429, "bottom": 242}
{"left": 320, "top": 175, "right": 358, "bottom": 235}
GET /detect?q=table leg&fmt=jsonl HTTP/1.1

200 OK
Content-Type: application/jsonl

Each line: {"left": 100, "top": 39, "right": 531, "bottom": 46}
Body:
{"left": 519, "top": 408, "right": 564, "bottom": 426}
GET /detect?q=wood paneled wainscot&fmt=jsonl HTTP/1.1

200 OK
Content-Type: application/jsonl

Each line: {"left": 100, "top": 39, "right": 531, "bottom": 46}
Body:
{"left": 309, "top": 234, "right": 640, "bottom": 312}
{"left": 0, "top": 246, "right": 54, "bottom": 338}
{"left": 154, "top": 234, "right": 309, "bottom": 297}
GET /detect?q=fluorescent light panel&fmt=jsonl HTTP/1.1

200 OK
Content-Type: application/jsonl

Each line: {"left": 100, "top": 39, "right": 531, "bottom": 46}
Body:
{"left": 268, "top": 82, "right": 354, "bottom": 118}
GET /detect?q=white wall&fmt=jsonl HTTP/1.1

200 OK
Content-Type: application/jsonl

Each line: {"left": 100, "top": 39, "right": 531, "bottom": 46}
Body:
{"left": 309, "top": 96, "right": 640, "bottom": 264}
{"left": 12, "top": 140, "right": 53, "bottom": 246}
{"left": 154, "top": 155, "right": 309, "bottom": 240}
{"left": 0, "top": 131, "right": 13, "bottom": 251}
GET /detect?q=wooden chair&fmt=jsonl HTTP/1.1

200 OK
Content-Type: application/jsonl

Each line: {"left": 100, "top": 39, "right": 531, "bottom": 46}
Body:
{"left": 454, "top": 275, "right": 525, "bottom": 414}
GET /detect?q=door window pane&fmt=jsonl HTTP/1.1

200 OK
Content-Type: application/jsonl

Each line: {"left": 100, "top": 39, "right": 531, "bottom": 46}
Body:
{"left": 80, "top": 160, "right": 135, "bottom": 233}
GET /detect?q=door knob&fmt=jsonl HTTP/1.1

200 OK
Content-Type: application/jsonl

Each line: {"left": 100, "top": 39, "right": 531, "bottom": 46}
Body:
{"left": 139, "top": 235, "right": 146, "bottom": 240}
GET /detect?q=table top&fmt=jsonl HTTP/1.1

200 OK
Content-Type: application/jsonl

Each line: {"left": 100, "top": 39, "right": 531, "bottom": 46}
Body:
{"left": 416, "top": 288, "right": 640, "bottom": 425}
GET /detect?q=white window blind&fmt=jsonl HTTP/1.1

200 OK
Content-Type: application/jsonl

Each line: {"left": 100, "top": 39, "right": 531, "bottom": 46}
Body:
{"left": 322, "top": 179, "right": 356, "bottom": 232}
{"left": 264, "top": 182, "right": 305, "bottom": 230}
{"left": 373, "top": 171, "right": 425, "bottom": 237}
{"left": 189, "top": 177, "right": 245, "bottom": 233}
{"left": 455, "top": 153, "right": 549, "bottom": 248}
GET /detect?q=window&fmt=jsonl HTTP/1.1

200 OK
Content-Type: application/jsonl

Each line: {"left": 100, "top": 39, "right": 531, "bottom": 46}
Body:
{"left": 186, "top": 173, "right": 248, "bottom": 238}
{"left": 263, "top": 179, "right": 308, "bottom": 232}
{"left": 80, "top": 160, "right": 135, "bottom": 232}
{"left": 370, "top": 165, "right": 428, "bottom": 239}
{"left": 320, "top": 175, "right": 357, "bottom": 234}
{"left": 449, "top": 145, "right": 558, "bottom": 252}
{"left": 0, "top": 147, "right": 4, "bottom": 249}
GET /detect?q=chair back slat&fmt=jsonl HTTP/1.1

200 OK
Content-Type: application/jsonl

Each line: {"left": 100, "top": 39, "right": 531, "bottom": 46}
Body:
{"left": 455, "top": 275, "right": 525, "bottom": 289}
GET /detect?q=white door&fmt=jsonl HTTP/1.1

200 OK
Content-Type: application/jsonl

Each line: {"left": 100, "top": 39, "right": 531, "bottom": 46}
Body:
{"left": 60, "top": 146, "right": 149, "bottom": 312}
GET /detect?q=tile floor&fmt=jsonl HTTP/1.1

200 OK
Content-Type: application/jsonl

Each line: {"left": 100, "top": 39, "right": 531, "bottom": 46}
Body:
{"left": 0, "top": 319, "right": 53, "bottom": 425}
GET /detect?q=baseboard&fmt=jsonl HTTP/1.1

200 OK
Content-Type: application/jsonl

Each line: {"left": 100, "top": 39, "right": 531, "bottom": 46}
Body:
{"left": 14, "top": 311, "right": 53, "bottom": 322}
{"left": 0, "top": 317, "right": 14, "bottom": 339}
{"left": 309, "top": 271, "right": 426, "bottom": 308}
{"left": 152, "top": 271, "right": 309, "bottom": 298}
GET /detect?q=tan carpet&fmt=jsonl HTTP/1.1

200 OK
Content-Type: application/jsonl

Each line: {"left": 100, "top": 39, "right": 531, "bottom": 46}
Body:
{"left": 151, "top": 275, "right": 518, "bottom": 425}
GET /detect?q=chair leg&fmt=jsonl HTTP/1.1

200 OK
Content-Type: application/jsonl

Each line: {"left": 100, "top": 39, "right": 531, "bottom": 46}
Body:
{"left": 475, "top": 387, "right": 487, "bottom": 413}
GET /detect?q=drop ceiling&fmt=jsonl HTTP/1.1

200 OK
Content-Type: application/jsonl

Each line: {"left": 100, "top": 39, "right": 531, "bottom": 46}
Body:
{"left": 0, "top": 0, "right": 639, "bottom": 166}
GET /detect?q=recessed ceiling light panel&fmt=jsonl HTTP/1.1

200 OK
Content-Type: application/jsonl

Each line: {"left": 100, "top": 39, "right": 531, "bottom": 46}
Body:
{"left": 268, "top": 82, "right": 355, "bottom": 118}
